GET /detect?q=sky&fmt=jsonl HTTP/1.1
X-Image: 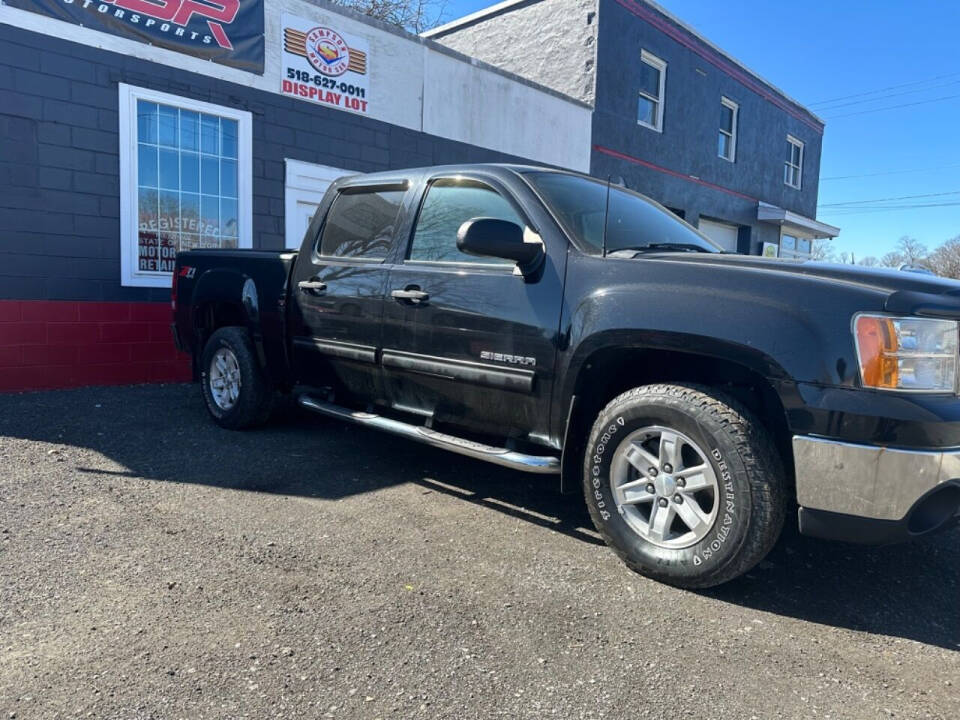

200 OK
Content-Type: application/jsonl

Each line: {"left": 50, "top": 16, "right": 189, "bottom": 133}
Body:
{"left": 434, "top": 0, "right": 960, "bottom": 260}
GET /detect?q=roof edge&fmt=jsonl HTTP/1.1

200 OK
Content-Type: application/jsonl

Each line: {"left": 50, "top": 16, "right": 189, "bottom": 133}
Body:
{"left": 639, "top": 0, "right": 823, "bottom": 127}
{"left": 423, "top": 0, "right": 823, "bottom": 129}
{"left": 758, "top": 202, "right": 840, "bottom": 238}
{"left": 422, "top": 0, "right": 540, "bottom": 37}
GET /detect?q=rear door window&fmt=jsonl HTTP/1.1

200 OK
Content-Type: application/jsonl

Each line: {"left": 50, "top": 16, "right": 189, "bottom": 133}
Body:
{"left": 318, "top": 188, "right": 405, "bottom": 260}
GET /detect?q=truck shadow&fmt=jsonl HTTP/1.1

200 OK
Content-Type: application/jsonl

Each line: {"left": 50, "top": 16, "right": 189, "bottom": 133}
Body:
{"left": 2, "top": 384, "right": 958, "bottom": 651}
{"left": 704, "top": 523, "right": 960, "bottom": 652}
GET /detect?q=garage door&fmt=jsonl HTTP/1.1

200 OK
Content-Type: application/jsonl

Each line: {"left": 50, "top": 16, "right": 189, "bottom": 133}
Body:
{"left": 698, "top": 219, "right": 739, "bottom": 253}
{"left": 284, "top": 160, "right": 349, "bottom": 249}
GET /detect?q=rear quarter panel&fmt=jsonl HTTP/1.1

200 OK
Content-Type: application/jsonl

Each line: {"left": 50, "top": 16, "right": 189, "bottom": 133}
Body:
{"left": 175, "top": 250, "right": 297, "bottom": 387}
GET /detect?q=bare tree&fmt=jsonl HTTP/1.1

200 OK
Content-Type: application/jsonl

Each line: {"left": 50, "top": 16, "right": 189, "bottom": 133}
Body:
{"left": 333, "top": 0, "right": 448, "bottom": 32}
{"left": 927, "top": 236, "right": 960, "bottom": 279}
{"left": 894, "top": 236, "right": 928, "bottom": 266}
{"left": 858, "top": 256, "right": 880, "bottom": 267}
{"left": 880, "top": 251, "right": 906, "bottom": 268}
{"left": 810, "top": 239, "right": 833, "bottom": 261}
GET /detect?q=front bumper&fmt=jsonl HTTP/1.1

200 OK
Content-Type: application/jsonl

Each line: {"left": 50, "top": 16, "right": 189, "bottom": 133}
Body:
{"left": 793, "top": 435, "right": 960, "bottom": 543}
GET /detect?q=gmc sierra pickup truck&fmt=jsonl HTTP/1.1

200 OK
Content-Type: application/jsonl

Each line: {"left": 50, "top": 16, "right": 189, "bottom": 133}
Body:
{"left": 172, "top": 164, "right": 960, "bottom": 588}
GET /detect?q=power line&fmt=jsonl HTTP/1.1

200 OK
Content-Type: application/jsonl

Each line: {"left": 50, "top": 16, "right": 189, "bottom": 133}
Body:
{"left": 814, "top": 79, "right": 960, "bottom": 111}
{"left": 819, "top": 190, "right": 960, "bottom": 207}
{"left": 820, "top": 162, "right": 960, "bottom": 181}
{"left": 808, "top": 71, "right": 960, "bottom": 106}
{"left": 819, "top": 202, "right": 960, "bottom": 215}
{"left": 823, "top": 92, "right": 960, "bottom": 119}
{"left": 823, "top": 203, "right": 960, "bottom": 212}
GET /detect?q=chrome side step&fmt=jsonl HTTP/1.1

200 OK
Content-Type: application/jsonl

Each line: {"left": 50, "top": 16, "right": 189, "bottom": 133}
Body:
{"left": 298, "top": 394, "right": 560, "bottom": 474}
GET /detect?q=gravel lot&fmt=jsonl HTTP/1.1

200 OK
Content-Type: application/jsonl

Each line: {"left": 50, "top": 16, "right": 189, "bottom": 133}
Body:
{"left": 1, "top": 384, "right": 958, "bottom": 719}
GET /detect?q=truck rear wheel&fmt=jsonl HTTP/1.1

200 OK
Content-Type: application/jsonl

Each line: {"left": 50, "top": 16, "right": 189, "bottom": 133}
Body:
{"left": 583, "top": 383, "right": 786, "bottom": 588}
{"left": 199, "top": 326, "right": 273, "bottom": 430}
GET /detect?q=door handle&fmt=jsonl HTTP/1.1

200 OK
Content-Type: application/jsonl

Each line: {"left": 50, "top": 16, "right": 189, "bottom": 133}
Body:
{"left": 391, "top": 288, "right": 429, "bottom": 304}
{"left": 298, "top": 279, "right": 327, "bottom": 296}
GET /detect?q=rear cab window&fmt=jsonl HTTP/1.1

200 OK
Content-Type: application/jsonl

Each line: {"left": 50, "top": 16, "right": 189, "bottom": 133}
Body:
{"left": 317, "top": 187, "right": 406, "bottom": 260}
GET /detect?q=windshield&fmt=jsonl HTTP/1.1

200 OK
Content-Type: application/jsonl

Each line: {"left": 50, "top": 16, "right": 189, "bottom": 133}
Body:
{"left": 524, "top": 171, "right": 720, "bottom": 254}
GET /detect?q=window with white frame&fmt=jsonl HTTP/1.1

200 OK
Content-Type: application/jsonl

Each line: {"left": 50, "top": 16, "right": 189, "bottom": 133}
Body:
{"left": 637, "top": 50, "right": 666, "bottom": 132}
{"left": 718, "top": 97, "right": 738, "bottom": 161}
{"left": 119, "top": 84, "right": 252, "bottom": 287}
{"left": 784, "top": 135, "right": 804, "bottom": 189}
{"left": 779, "top": 232, "right": 812, "bottom": 259}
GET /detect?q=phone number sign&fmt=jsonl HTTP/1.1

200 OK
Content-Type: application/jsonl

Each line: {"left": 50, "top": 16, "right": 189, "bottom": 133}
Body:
{"left": 280, "top": 13, "right": 370, "bottom": 115}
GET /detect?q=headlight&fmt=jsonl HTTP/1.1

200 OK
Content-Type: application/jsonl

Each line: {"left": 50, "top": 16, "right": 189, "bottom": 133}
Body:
{"left": 854, "top": 314, "right": 958, "bottom": 392}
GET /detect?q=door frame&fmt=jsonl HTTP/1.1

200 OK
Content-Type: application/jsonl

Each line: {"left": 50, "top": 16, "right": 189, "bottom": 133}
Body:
{"left": 284, "top": 159, "right": 349, "bottom": 249}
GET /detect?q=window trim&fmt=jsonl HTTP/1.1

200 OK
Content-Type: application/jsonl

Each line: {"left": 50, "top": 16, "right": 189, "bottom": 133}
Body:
{"left": 403, "top": 175, "right": 531, "bottom": 271}
{"left": 784, "top": 134, "right": 804, "bottom": 190}
{"left": 779, "top": 230, "right": 813, "bottom": 259}
{"left": 718, "top": 96, "right": 738, "bottom": 162}
{"left": 118, "top": 83, "right": 253, "bottom": 288}
{"left": 637, "top": 50, "right": 667, "bottom": 133}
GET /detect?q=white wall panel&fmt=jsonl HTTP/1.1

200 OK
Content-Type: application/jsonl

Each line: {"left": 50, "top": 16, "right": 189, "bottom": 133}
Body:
{"left": 423, "top": 50, "right": 592, "bottom": 172}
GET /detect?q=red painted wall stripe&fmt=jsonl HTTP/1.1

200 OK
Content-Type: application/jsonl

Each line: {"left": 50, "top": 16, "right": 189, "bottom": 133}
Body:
{"left": 613, "top": 0, "right": 824, "bottom": 134}
{"left": 593, "top": 144, "right": 760, "bottom": 202}
{"left": 0, "top": 300, "right": 191, "bottom": 393}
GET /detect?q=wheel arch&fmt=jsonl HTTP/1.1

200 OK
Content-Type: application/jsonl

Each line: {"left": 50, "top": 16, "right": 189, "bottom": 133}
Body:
{"left": 190, "top": 269, "right": 263, "bottom": 378}
{"left": 558, "top": 337, "right": 794, "bottom": 497}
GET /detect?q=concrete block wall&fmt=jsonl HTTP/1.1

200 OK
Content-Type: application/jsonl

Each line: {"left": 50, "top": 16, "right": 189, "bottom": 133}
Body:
{"left": 0, "top": 23, "right": 526, "bottom": 305}
{"left": 0, "top": 300, "right": 189, "bottom": 392}
{"left": 424, "top": 0, "right": 599, "bottom": 106}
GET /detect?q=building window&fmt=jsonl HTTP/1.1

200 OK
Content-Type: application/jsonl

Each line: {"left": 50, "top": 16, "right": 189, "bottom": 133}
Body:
{"left": 637, "top": 50, "right": 666, "bottom": 132}
{"left": 784, "top": 135, "right": 804, "bottom": 189}
{"left": 119, "top": 84, "right": 252, "bottom": 287}
{"left": 779, "top": 232, "right": 812, "bottom": 259}
{"left": 718, "top": 97, "right": 738, "bottom": 161}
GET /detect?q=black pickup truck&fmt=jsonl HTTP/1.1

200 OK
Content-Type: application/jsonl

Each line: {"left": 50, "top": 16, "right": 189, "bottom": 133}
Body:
{"left": 172, "top": 164, "right": 960, "bottom": 587}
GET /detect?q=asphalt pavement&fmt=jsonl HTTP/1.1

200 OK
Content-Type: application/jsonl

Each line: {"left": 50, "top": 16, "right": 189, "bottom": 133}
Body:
{"left": 1, "top": 384, "right": 958, "bottom": 719}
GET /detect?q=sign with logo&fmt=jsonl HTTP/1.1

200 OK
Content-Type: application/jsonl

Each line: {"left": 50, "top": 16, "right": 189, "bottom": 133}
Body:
{"left": 6, "top": 0, "right": 265, "bottom": 74}
{"left": 761, "top": 242, "right": 779, "bottom": 258}
{"left": 280, "top": 13, "right": 370, "bottom": 115}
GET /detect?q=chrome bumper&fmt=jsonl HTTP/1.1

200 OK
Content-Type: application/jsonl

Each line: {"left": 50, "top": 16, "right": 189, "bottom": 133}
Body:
{"left": 792, "top": 435, "right": 960, "bottom": 520}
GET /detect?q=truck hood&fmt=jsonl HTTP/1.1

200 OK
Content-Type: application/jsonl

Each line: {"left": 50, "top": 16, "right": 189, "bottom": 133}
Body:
{"left": 645, "top": 253, "right": 960, "bottom": 317}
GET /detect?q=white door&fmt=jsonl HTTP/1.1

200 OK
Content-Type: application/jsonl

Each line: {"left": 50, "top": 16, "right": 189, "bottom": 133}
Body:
{"left": 284, "top": 160, "right": 350, "bottom": 249}
{"left": 698, "top": 218, "right": 739, "bottom": 253}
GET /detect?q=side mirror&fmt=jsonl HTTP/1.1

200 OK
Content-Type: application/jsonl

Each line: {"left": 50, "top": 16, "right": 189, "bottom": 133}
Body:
{"left": 456, "top": 218, "right": 544, "bottom": 274}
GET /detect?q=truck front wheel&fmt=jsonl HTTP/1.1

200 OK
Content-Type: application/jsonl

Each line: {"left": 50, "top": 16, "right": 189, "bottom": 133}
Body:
{"left": 199, "top": 326, "right": 273, "bottom": 430}
{"left": 583, "top": 383, "right": 786, "bottom": 588}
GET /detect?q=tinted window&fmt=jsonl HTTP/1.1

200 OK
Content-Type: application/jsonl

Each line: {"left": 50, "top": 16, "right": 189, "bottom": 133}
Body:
{"left": 318, "top": 189, "right": 404, "bottom": 259}
{"left": 409, "top": 180, "right": 523, "bottom": 265}
{"left": 525, "top": 172, "right": 718, "bottom": 254}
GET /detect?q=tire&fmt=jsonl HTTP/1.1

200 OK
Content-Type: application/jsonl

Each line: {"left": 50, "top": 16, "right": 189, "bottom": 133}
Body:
{"left": 583, "top": 383, "right": 786, "bottom": 588}
{"left": 199, "top": 326, "right": 273, "bottom": 430}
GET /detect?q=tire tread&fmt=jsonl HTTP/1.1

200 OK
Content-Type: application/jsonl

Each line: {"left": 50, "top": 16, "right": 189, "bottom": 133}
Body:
{"left": 584, "top": 383, "right": 786, "bottom": 588}
{"left": 200, "top": 326, "right": 273, "bottom": 430}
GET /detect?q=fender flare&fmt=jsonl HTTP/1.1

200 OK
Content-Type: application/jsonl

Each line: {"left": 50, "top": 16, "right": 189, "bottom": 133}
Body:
{"left": 191, "top": 268, "right": 265, "bottom": 367}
